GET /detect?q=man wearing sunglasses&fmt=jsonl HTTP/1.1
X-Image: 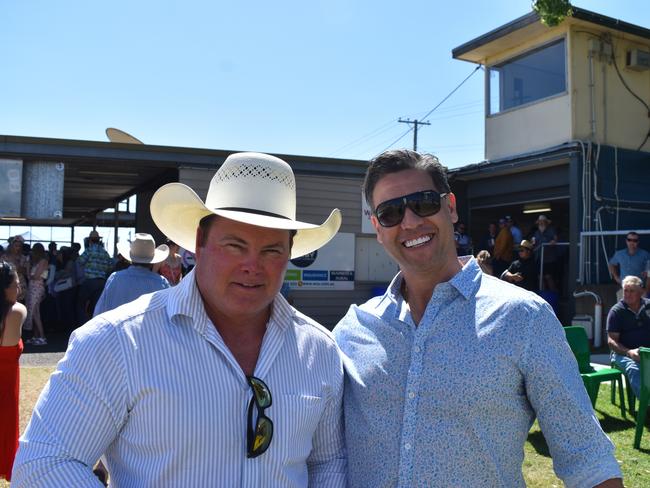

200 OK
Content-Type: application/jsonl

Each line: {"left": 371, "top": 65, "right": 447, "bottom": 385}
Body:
{"left": 334, "top": 149, "right": 622, "bottom": 487}
{"left": 13, "top": 153, "right": 346, "bottom": 487}
{"left": 608, "top": 232, "right": 650, "bottom": 299}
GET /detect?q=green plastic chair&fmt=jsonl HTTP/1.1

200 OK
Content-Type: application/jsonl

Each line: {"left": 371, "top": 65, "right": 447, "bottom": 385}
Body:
{"left": 563, "top": 326, "right": 625, "bottom": 416}
{"left": 633, "top": 347, "right": 650, "bottom": 449}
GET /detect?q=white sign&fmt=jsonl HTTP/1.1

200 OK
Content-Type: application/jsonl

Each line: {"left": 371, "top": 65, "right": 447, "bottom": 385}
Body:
{"left": 361, "top": 193, "right": 376, "bottom": 234}
{"left": 285, "top": 233, "right": 355, "bottom": 290}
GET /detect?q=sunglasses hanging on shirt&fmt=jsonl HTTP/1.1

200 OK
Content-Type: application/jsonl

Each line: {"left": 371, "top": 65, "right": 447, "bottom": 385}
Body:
{"left": 246, "top": 376, "right": 274, "bottom": 458}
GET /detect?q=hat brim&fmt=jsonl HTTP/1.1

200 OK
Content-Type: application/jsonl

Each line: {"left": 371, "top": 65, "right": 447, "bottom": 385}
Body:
{"left": 150, "top": 183, "right": 342, "bottom": 259}
{"left": 116, "top": 242, "right": 170, "bottom": 264}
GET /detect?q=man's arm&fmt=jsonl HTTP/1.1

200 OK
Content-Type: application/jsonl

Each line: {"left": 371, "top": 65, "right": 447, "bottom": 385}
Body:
{"left": 608, "top": 331, "right": 640, "bottom": 362}
{"left": 12, "top": 319, "right": 128, "bottom": 487}
{"left": 306, "top": 345, "right": 346, "bottom": 487}
{"left": 608, "top": 263, "right": 621, "bottom": 285}
{"left": 520, "top": 301, "right": 622, "bottom": 487}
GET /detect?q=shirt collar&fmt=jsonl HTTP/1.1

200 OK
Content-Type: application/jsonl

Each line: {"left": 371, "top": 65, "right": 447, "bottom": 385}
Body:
{"left": 449, "top": 256, "right": 483, "bottom": 300}
{"left": 385, "top": 256, "right": 482, "bottom": 303}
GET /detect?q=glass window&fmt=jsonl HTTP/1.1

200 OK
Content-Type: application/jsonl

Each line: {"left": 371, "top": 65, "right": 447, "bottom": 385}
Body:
{"left": 488, "top": 39, "right": 566, "bottom": 115}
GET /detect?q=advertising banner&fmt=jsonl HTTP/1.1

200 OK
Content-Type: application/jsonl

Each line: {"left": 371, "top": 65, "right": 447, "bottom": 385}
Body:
{"left": 285, "top": 232, "right": 355, "bottom": 290}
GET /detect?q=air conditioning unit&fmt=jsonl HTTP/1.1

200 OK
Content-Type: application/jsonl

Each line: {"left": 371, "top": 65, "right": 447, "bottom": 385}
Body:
{"left": 626, "top": 49, "right": 650, "bottom": 71}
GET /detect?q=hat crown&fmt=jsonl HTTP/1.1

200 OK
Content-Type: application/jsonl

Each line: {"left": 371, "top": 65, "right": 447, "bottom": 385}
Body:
{"left": 520, "top": 239, "right": 534, "bottom": 250}
{"left": 130, "top": 233, "right": 156, "bottom": 259}
{"left": 205, "top": 153, "right": 296, "bottom": 219}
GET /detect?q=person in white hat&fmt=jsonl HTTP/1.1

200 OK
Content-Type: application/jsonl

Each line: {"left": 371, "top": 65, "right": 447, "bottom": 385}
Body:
{"left": 93, "top": 233, "right": 171, "bottom": 316}
{"left": 13, "top": 152, "right": 346, "bottom": 487}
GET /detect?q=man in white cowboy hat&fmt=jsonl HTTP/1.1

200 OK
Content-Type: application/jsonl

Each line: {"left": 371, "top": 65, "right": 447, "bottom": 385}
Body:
{"left": 93, "top": 233, "right": 170, "bottom": 316}
{"left": 13, "top": 152, "right": 346, "bottom": 487}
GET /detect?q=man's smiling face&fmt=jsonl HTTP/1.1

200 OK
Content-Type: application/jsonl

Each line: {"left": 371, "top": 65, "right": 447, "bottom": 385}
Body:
{"left": 370, "top": 168, "right": 459, "bottom": 279}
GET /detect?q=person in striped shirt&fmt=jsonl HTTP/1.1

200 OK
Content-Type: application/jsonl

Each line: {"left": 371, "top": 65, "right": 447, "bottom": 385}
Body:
{"left": 13, "top": 152, "right": 346, "bottom": 487}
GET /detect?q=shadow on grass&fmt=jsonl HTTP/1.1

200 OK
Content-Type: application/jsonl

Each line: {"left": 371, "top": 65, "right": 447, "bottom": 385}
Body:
{"left": 526, "top": 430, "right": 551, "bottom": 457}
{"left": 596, "top": 409, "right": 636, "bottom": 434}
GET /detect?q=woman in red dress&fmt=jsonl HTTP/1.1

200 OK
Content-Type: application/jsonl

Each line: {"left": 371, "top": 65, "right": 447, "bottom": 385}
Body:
{"left": 0, "top": 260, "right": 27, "bottom": 481}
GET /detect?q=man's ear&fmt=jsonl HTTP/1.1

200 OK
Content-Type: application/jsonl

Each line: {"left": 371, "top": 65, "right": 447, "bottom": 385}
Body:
{"left": 370, "top": 215, "right": 383, "bottom": 244}
{"left": 194, "top": 226, "right": 203, "bottom": 261}
{"left": 447, "top": 193, "right": 459, "bottom": 224}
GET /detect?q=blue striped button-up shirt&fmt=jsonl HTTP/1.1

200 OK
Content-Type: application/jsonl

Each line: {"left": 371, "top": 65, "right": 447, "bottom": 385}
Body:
{"left": 334, "top": 258, "right": 621, "bottom": 488}
{"left": 13, "top": 270, "right": 346, "bottom": 487}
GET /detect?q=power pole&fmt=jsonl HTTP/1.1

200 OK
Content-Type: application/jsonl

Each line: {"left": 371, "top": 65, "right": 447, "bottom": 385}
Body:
{"left": 398, "top": 118, "right": 430, "bottom": 151}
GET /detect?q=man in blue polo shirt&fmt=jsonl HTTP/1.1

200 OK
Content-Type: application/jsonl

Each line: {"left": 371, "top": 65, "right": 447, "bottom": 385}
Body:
{"left": 609, "top": 232, "right": 649, "bottom": 299}
{"left": 607, "top": 275, "right": 650, "bottom": 397}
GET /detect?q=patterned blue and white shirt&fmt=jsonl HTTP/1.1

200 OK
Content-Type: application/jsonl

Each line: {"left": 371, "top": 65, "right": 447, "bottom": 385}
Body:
{"left": 334, "top": 257, "right": 621, "bottom": 488}
{"left": 13, "top": 270, "right": 346, "bottom": 487}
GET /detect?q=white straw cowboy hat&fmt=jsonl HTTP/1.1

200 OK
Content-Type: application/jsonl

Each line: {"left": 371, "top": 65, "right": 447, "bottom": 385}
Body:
{"left": 117, "top": 233, "right": 169, "bottom": 264}
{"left": 150, "top": 152, "right": 341, "bottom": 259}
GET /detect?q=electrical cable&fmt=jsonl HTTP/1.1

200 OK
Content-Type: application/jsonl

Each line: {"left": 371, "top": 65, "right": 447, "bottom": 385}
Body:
{"left": 328, "top": 119, "right": 399, "bottom": 157}
{"left": 419, "top": 65, "right": 482, "bottom": 121}
{"left": 380, "top": 127, "right": 414, "bottom": 153}
{"left": 604, "top": 34, "right": 650, "bottom": 150}
{"left": 381, "top": 66, "right": 482, "bottom": 153}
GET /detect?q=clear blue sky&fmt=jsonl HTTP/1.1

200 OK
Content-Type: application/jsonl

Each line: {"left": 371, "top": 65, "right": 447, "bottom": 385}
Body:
{"left": 2, "top": 1, "right": 649, "bottom": 169}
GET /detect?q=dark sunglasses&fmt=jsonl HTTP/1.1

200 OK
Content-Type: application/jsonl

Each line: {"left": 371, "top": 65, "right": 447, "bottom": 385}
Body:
{"left": 627, "top": 238, "right": 639, "bottom": 243}
{"left": 374, "top": 190, "right": 448, "bottom": 228}
{"left": 246, "top": 376, "right": 273, "bottom": 458}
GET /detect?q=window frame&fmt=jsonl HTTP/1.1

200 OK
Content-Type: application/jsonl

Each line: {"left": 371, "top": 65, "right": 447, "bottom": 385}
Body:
{"left": 486, "top": 36, "right": 568, "bottom": 117}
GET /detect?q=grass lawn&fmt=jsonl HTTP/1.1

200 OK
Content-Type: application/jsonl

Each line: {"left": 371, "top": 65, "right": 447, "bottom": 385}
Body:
{"left": 523, "top": 381, "right": 650, "bottom": 487}
{"left": 2, "top": 369, "right": 649, "bottom": 487}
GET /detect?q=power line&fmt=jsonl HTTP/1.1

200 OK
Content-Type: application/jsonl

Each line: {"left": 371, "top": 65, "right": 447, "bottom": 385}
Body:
{"left": 328, "top": 119, "right": 397, "bottom": 157}
{"left": 380, "top": 127, "right": 414, "bottom": 153}
{"left": 419, "top": 65, "right": 482, "bottom": 121}
{"left": 383, "top": 66, "right": 482, "bottom": 153}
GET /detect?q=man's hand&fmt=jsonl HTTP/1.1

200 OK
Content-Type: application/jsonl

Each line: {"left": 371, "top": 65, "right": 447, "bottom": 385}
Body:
{"left": 594, "top": 477, "right": 624, "bottom": 487}
{"left": 627, "top": 348, "right": 640, "bottom": 362}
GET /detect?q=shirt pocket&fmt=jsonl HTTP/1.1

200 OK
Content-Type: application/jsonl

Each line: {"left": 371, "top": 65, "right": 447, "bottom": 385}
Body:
{"left": 270, "top": 394, "right": 325, "bottom": 461}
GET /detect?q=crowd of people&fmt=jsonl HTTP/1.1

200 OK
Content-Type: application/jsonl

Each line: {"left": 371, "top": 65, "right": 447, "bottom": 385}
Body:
{"left": 454, "top": 213, "right": 562, "bottom": 294}
{"left": 0, "top": 232, "right": 193, "bottom": 347}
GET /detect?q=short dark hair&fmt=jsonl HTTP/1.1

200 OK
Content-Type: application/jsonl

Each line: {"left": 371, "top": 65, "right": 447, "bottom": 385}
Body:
{"left": 197, "top": 214, "right": 297, "bottom": 250}
{"left": 363, "top": 149, "right": 450, "bottom": 208}
{"left": 1, "top": 261, "right": 18, "bottom": 333}
{"left": 627, "top": 232, "right": 640, "bottom": 240}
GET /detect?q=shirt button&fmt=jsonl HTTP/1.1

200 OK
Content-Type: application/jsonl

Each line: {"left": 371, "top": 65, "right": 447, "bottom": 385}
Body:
{"left": 405, "top": 443, "right": 412, "bottom": 450}
{"left": 414, "top": 346, "right": 421, "bottom": 353}
{"left": 408, "top": 391, "right": 415, "bottom": 399}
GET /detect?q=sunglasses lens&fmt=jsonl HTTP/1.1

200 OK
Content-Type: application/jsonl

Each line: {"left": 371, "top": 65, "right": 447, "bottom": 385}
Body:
{"left": 376, "top": 203, "right": 404, "bottom": 227}
{"left": 248, "top": 377, "right": 272, "bottom": 408}
{"left": 251, "top": 416, "right": 273, "bottom": 454}
{"left": 409, "top": 192, "right": 440, "bottom": 217}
